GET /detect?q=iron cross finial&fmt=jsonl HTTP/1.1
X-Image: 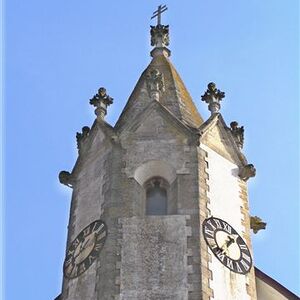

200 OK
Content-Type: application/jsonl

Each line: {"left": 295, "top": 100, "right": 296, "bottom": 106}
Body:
{"left": 151, "top": 5, "right": 168, "bottom": 25}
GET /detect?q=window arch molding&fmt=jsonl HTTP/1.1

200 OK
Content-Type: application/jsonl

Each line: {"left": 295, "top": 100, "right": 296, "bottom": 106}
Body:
{"left": 133, "top": 160, "right": 176, "bottom": 187}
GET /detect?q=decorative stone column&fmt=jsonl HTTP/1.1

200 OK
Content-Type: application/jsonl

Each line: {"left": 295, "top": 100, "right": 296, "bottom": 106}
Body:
{"left": 89, "top": 87, "right": 113, "bottom": 121}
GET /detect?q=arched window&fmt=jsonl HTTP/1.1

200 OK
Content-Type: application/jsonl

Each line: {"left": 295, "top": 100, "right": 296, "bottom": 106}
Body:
{"left": 145, "top": 178, "right": 168, "bottom": 215}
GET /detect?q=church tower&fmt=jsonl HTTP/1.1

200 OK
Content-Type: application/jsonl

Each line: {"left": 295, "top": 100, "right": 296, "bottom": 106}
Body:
{"left": 56, "top": 6, "right": 260, "bottom": 300}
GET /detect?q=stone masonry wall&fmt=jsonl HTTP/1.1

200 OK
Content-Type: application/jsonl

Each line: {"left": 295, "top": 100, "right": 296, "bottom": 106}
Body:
{"left": 118, "top": 215, "right": 192, "bottom": 300}
{"left": 61, "top": 129, "right": 113, "bottom": 300}
{"left": 201, "top": 143, "right": 255, "bottom": 300}
{"left": 118, "top": 109, "right": 203, "bottom": 299}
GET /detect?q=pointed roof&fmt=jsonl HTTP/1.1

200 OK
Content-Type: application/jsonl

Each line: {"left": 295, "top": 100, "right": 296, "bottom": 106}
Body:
{"left": 118, "top": 99, "right": 196, "bottom": 140}
{"left": 115, "top": 54, "right": 204, "bottom": 130}
{"left": 116, "top": 8, "right": 203, "bottom": 130}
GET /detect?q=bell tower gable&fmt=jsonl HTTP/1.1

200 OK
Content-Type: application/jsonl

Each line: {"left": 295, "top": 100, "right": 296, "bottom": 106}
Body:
{"left": 118, "top": 100, "right": 195, "bottom": 145}
{"left": 71, "top": 121, "right": 116, "bottom": 177}
{"left": 199, "top": 114, "right": 247, "bottom": 167}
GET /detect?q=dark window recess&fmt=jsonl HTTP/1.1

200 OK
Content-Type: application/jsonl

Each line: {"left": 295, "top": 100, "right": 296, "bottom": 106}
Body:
{"left": 146, "top": 178, "right": 167, "bottom": 215}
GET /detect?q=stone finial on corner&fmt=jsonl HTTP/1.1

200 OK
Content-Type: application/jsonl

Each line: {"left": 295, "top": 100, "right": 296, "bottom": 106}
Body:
{"left": 239, "top": 164, "right": 256, "bottom": 181}
{"left": 230, "top": 121, "right": 244, "bottom": 149}
{"left": 89, "top": 87, "right": 113, "bottom": 121}
{"left": 250, "top": 216, "right": 267, "bottom": 234}
{"left": 201, "top": 82, "right": 225, "bottom": 115}
{"left": 76, "top": 126, "right": 90, "bottom": 154}
{"left": 146, "top": 68, "right": 165, "bottom": 101}
{"left": 59, "top": 171, "right": 74, "bottom": 188}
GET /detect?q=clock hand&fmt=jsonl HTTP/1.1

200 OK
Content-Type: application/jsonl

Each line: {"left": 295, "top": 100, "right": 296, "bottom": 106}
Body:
{"left": 72, "top": 240, "right": 86, "bottom": 260}
{"left": 220, "top": 235, "right": 235, "bottom": 255}
{"left": 226, "top": 236, "right": 235, "bottom": 248}
{"left": 73, "top": 234, "right": 96, "bottom": 260}
{"left": 220, "top": 242, "right": 229, "bottom": 255}
{"left": 81, "top": 239, "right": 89, "bottom": 250}
{"left": 81, "top": 233, "right": 96, "bottom": 250}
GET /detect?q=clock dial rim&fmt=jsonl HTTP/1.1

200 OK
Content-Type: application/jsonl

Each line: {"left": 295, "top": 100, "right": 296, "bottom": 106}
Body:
{"left": 202, "top": 216, "right": 252, "bottom": 275}
{"left": 63, "top": 219, "right": 107, "bottom": 279}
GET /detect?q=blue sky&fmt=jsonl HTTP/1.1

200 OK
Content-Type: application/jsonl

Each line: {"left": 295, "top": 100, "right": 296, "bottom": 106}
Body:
{"left": 3, "top": 0, "right": 299, "bottom": 299}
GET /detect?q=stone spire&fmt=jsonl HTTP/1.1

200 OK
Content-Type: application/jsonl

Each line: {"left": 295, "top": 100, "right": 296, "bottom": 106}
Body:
{"left": 89, "top": 87, "right": 113, "bottom": 121}
{"left": 201, "top": 82, "right": 225, "bottom": 115}
{"left": 115, "top": 55, "right": 204, "bottom": 129}
{"left": 150, "top": 5, "right": 171, "bottom": 58}
{"left": 115, "top": 6, "right": 204, "bottom": 129}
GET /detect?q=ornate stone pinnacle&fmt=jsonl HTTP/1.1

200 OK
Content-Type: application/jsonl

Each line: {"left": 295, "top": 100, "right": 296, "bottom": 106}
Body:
{"left": 146, "top": 68, "right": 165, "bottom": 101}
{"left": 230, "top": 121, "right": 244, "bottom": 149}
{"left": 76, "top": 126, "right": 90, "bottom": 154}
{"left": 201, "top": 82, "right": 225, "bottom": 115}
{"left": 89, "top": 87, "right": 113, "bottom": 121}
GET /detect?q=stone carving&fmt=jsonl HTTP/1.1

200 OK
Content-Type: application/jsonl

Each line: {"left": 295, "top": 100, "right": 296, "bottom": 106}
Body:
{"left": 150, "top": 24, "right": 170, "bottom": 48}
{"left": 59, "top": 171, "right": 73, "bottom": 188}
{"left": 239, "top": 164, "right": 256, "bottom": 181}
{"left": 76, "top": 126, "right": 90, "bottom": 154}
{"left": 146, "top": 68, "right": 165, "bottom": 101}
{"left": 250, "top": 216, "right": 267, "bottom": 234}
{"left": 201, "top": 82, "right": 225, "bottom": 114}
{"left": 89, "top": 87, "right": 113, "bottom": 120}
{"left": 230, "top": 121, "right": 244, "bottom": 149}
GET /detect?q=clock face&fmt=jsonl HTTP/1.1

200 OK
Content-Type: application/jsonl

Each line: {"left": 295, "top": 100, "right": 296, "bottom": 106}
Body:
{"left": 63, "top": 220, "right": 107, "bottom": 279}
{"left": 202, "top": 217, "right": 252, "bottom": 274}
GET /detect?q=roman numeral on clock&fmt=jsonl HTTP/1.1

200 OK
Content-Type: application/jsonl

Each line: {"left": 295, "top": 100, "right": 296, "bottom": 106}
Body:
{"left": 242, "top": 252, "right": 251, "bottom": 263}
{"left": 240, "top": 259, "right": 251, "bottom": 271}
{"left": 240, "top": 243, "right": 248, "bottom": 251}
{"left": 226, "top": 257, "right": 234, "bottom": 270}
{"left": 216, "top": 250, "right": 225, "bottom": 262}
{"left": 214, "top": 219, "right": 222, "bottom": 229}
{"left": 96, "top": 231, "right": 107, "bottom": 241}
{"left": 235, "top": 262, "right": 242, "bottom": 273}
{"left": 204, "top": 227, "right": 214, "bottom": 238}
{"left": 222, "top": 222, "right": 232, "bottom": 234}
{"left": 93, "top": 222, "right": 105, "bottom": 234}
